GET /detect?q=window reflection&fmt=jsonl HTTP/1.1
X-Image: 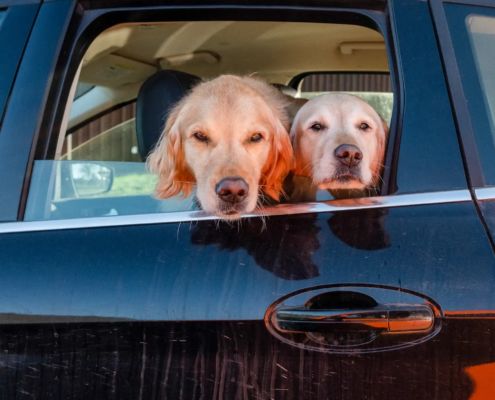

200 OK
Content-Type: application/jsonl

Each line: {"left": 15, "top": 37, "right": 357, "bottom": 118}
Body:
{"left": 190, "top": 209, "right": 390, "bottom": 280}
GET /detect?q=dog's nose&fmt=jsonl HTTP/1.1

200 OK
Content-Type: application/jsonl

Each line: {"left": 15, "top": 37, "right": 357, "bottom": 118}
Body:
{"left": 215, "top": 177, "right": 249, "bottom": 204}
{"left": 334, "top": 144, "right": 363, "bottom": 167}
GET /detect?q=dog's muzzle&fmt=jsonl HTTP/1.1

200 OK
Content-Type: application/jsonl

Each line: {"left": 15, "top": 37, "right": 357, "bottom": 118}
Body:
{"left": 334, "top": 144, "right": 362, "bottom": 168}
{"left": 215, "top": 176, "right": 250, "bottom": 216}
{"left": 215, "top": 177, "right": 249, "bottom": 204}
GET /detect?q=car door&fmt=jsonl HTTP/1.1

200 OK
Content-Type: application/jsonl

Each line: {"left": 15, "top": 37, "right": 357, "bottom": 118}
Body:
{"left": 0, "top": 1, "right": 495, "bottom": 399}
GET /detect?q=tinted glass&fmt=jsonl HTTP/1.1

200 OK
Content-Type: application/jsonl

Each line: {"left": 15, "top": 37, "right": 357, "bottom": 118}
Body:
{"left": 74, "top": 82, "right": 94, "bottom": 99}
{"left": 447, "top": 5, "right": 495, "bottom": 185}
{"left": 391, "top": 0, "right": 466, "bottom": 194}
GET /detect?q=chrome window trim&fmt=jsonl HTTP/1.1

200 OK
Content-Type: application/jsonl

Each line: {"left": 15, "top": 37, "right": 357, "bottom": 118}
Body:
{"left": 0, "top": 189, "right": 471, "bottom": 234}
{"left": 474, "top": 187, "right": 495, "bottom": 201}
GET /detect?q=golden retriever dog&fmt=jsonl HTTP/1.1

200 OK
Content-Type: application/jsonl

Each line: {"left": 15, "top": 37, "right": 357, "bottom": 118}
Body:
{"left": 147, "top": 75, "right": 293, "bottom": 219}
{"left": 289, "top": 93, "right": 388, "bottom": 200}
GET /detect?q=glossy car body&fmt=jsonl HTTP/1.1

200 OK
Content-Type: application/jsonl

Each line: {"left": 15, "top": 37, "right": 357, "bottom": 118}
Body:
{"left": 1, "top": 0, "right": 495, "bottom": 399}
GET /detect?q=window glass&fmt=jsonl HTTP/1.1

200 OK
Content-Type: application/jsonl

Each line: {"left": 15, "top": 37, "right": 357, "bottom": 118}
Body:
{"left": 74, "top": 82, "right": 95, "bottom": 100}
{"left": 466, "top": 16, "right": 495, "bottom": 131}
{"left": 25, "top": 21, "right": 393, "bottom": 221}
{"left": 65, "top": 103, "right": 139, "bottom": 162}
{"left": 447, "top": 7, "right": 495, "bottom": 185}
{"left": 0, "top": 11, "right": 5, "bottom": 28}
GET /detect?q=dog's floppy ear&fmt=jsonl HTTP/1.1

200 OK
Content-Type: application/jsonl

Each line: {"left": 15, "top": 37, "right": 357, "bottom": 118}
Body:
{"left": 289, "top": 111, "right": 312, "bottom": 177}
{"left": 371, "top": 117, "right": 390, "bottom": 186}
{"left": 260, "top": 119, "right": 294, "bottom": 200}
{"left": 378, "top": 117, "right": 389, "bottom": 161}
{"left": 147, "top": 101, "right": 195, "bottom": 199}
{"left": 289, "top": 117, "right": 308, "bottom": 177}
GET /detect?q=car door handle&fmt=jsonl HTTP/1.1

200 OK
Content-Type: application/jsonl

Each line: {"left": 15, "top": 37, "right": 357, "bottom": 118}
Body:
{"left": 275, "top": 304, "right": 434, "bottom": 334}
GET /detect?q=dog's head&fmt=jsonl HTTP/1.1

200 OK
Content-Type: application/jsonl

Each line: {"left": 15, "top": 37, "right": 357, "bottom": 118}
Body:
{"left": 290, "top": 93, "right": 388, "bottom": 191}
{"left": 147, "top": 75, "right": 293, "bottom": 219}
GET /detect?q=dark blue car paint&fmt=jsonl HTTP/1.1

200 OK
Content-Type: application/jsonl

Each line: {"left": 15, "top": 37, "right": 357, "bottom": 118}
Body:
{"left": 0, "top": 0, "right": 494, "bottom": 399}
{"left": 0, "top": 0, "right": 75, "bottom": 222}
{"left": 0, "top": 203, "right": 493, "bottom": 322}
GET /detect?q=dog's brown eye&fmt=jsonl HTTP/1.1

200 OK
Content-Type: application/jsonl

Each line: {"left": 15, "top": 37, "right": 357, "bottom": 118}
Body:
{"left": 310, "top": 123, "right": 323, "bottom": 131}
{"left": 193, "top": 132, "right": 209, "bottom": 142}
{"left": 359, "top": 123, "right": 370, "bottom": 131}
{"left": 250, "top": 133, "right": 263, "bottom": 142}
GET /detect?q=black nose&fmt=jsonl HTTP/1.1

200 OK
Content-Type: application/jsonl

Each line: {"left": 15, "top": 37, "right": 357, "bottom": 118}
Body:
{"left": 334, "top": 144, "right": 363, "bottom": 167}
{"left": 215, "top": 177, "right": 249, "bottom": 204}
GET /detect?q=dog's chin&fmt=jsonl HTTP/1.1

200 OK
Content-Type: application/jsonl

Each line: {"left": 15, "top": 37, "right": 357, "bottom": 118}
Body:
{"left": 317, "top": 173, "right": 366, "bottom": 190}
{"left": 197, "top": 187, "right": 258, "bottom": 219}
{"left": 216, "top": 209, "right": 244, "bottom": 220}
{"left": 214, "top": 201, "right": 252, "bottom": 220}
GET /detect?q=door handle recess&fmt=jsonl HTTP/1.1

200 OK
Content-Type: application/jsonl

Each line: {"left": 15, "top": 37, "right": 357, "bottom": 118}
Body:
{"left": 275, "top": 304, "right": 434, "bottom": 334}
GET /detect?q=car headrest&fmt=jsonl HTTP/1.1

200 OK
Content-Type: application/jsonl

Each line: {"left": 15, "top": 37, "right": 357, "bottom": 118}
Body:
{"left": 136, "top": 70, "right": 201, "bottom": 161}
{"left": 272, "top": 83, "right": 298, "bottom": 97}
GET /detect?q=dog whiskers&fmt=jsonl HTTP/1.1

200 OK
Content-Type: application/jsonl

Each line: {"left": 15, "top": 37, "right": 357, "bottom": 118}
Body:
{"left": 298, "top": 161, "right": 316, "bottom": 176}
{"left": 254, "top": 191, "right": 268, "bottom": 231}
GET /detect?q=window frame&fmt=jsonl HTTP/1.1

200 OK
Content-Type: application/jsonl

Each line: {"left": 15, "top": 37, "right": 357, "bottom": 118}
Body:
{"left": 0, "top": 0, "right": 471, "bottom": 228}
{"left": 10, "top": 1, "right": 402, "bottom": 224}
{"left": 0, "top": 0, "right": 438, "bottom": 230}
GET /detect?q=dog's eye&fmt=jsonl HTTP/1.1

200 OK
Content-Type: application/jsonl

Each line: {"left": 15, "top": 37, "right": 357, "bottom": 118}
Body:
{"left": 359, "top": 123, "right": 370, "bottom": 131}
{"left": 193, "top": 132, "right": 209, "bottom": 142}
{"left": 310, "top": 123, "right": 323, "bottom": 131}
{"left": 250, "top": 133, "right": 263, "bottom": 142}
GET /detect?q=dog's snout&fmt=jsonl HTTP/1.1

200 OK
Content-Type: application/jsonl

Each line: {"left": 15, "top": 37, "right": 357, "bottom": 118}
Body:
{"left": 215, "top": 177, "right": 249, "bottom": 204}
{"left": 334, "top": 144, "right": 363, "bottom": 167}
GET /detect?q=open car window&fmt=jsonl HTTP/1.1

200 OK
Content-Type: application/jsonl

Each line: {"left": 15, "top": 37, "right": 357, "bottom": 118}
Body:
{"left": 24, "top": 20, "right": 394, "bottom": 222}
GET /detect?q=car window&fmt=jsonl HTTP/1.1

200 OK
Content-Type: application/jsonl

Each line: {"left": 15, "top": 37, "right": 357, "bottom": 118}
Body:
{"left": 65, "top": 103, "right": 139, "bottom": 162}
{"left": 447, "top": 6, "right": 495, "bottom": 185}
{"left": 24, "top": 20, "right": 394, "bottom": 222}
{"left": 74, "top": 82, "right": 95, "bottom": 100}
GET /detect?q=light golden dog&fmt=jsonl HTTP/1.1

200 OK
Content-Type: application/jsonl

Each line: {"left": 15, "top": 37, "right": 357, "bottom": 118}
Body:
{"left": 147, "top": 75, "right": 293, "bottom": 219}
{"left": 290, "top": 93, "right": 388, "bottom": 198}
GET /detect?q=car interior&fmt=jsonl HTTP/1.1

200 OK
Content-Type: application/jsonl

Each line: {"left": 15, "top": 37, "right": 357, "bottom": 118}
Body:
{"left": 24, "top": 21, "right": 394, "bottom": 221}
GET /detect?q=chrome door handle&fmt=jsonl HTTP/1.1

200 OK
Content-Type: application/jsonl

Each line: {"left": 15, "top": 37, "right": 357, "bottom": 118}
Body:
{"left": 275, "top": 304, "right": 434, "bottom": 334}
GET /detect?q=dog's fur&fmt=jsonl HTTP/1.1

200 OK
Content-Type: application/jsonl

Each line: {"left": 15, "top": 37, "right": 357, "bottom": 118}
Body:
{"left": 147, "top": 75, "right": 294, "bottom": 219}
{"left": 290, "top": 93, "right": 388, "bottom": 200}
